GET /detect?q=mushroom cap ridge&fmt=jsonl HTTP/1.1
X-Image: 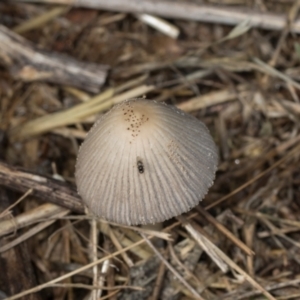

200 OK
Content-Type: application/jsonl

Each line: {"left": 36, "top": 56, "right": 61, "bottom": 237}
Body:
{"left": 75, "top": 99, "right": 218, "bottom": 225}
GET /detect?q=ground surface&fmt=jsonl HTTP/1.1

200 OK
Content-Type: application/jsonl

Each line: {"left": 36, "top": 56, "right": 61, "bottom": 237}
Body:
{"left": 1, "top": 1, "right": 300, "bottom": 299}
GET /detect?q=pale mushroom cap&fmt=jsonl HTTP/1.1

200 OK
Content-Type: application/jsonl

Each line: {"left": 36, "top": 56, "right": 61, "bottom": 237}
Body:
{"left": 75, "top": 99, "right": 218, "bottom": 225}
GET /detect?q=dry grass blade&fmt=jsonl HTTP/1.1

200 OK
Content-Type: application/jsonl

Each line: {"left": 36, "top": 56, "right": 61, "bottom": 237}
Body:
{"left": 0, "top": 188, "right": 32, "bottom": 219}
{"left": 106, "top": 224, "right": 134, "bottom": 267}
{"left": 99, "top": 223, "right": 152, "bottom": 260}
{"left": 253, "top": 57, "right": 300, "bottom": 90}
{"left": 177, "top": 85, "right": 248, "bottom": 112}
{"left": 140, "top": 232, "right": 205, "bottom": 300}
{"left": 196, "top": 206, "right": 254, "bottom": 256}
{"left": 206, "top": 144, "right": 300, "bottom": 210}
{"left": 0, "top": 203, "right": 69, "bottom": 237}
{"left": 13, "top": 6, "right": 69, "bottom": 33}
{"left": 178, "top": 217, "right": 277, "bottom": 300}
{"left": 135, "top": 14, "right": 179, "bottom": 38}
{"left": 103, "top": 221, "right": 172, "bottom": 241}
{"left": 47, "top": 283, "right": 143, "bottom": 291}
{"left": 127, "top": 226, "right": 172, "bottom": 241}
{"left": 11, "top": 84, "right": 154, "bottom": 139}
{"left": 0, "top": 208, "right": 69, "bottom": 253}
{"left": 178, "top": 216, "right": 229, "bottom": 273}
{"left": 235, "top": 208, "right": 300, "bottom": 230}
{"left": 259, "top": 217, "right": 300, "bottom": 249}
{"left": 5, "top": 236, "right": 154, "bottom": 300}
{"left": 217, "top": 19, "right": 252, "bottom": 43}
{"left": 224, "top": 278, "right": 300, "bottom": 300}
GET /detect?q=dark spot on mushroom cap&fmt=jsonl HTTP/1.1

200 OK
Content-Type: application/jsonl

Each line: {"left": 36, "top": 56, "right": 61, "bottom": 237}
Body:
{"left": 75, "top": 99, "right": 218, "bottom": 225}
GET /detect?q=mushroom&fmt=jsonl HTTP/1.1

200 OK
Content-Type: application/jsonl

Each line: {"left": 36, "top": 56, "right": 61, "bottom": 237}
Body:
{"left": 75, "top": 99, "right": 218, "bottom": 225}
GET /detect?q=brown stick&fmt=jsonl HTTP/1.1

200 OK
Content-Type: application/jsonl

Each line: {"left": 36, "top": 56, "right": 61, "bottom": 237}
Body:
{"left": 0, "top": 25, "right": 109, "bottom": 93}
{"left": 0, "top": 161, "right": 84, "bottom": 213}
{"left": 12, "top": 0, "right": 300, "bottom": 33}
{"left": 196, "top": 206, "right": 254, "bottom": 256}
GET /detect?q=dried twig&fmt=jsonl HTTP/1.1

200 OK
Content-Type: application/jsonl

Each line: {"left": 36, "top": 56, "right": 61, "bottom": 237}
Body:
{"left": 11, "top": 0, "right": 300, "bottom": 33}
{"left": 196, "top": 206, "right": 254, "bottom": 256}
{"left": 0, "top": 161, "right": 84, "bottom": 213}
{"left": 0, "top": 25, "right": 109, "bottom": 92}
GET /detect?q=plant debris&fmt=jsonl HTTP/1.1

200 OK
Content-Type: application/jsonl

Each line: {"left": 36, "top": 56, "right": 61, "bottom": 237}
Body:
{"left": 1, "top": 1, "right": 300, "bottom": 299}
